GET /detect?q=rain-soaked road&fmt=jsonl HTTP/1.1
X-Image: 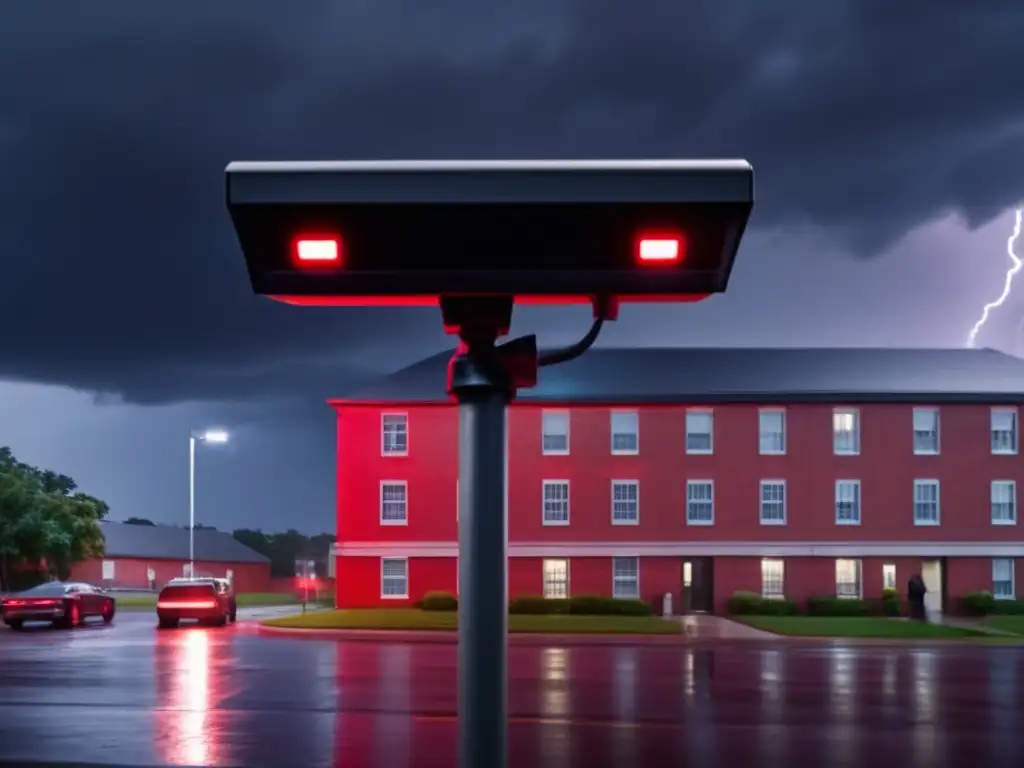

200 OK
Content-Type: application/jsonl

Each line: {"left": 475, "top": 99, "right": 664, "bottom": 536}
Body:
{"left": 1, "top": 611, "right": 1024, "bottom": 768}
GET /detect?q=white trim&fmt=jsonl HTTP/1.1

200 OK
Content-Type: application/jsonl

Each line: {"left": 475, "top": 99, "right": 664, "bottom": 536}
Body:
{"left": 832, "top": 407, "right": 861, "bottom": 456}
{"left": 380, "top": 412, "right": 409, "bottom": 457}
{"left": 610, "top": 410, "right": 640, "bottom": 455}
{"left": 758, "top": 479, "right": 787, "bottom": 525}
{"left": 685, "top": 479, "right": 715, "bottom": 525}
{"left": 685, "top": 408, "right": 714, "bottom": 455}
{"left": 611, "top": 555, "right": 640, "bottom": 599}
{"left": 913, "top": 478, "right": 941, "bottom": 527}
{"left": 380, "top": 556, "right": 409, "bottom": 599}
{"left": 541, "top": 479, "right": 570, "bottom": 526}
{"left": 992, "top": 557, "right": 1016, "bottom": 600}
{"left": 990, "top": 406, "right": 1019, "bottom": 455}
{"left": 834, "top": 478, "right": 861, "bottom": 526}
{"left": 757, "top": 408, "right": 786, "bottom": 455}
{"left": 610, "top": 479, "right": 640, "bottom": 526}
{"left": 541, "top": 409, "right": 570, "bottom": 456}
{"left": 333, "top": 540, "right": 1024, "bottom": 558}
{"left": 379, "top": 480, "right": 409, "bottom": 526}
{"left": 991, "top": 479, "right": 1017, "bottom": 526}
{"left": 911, "top": 406, "right": 940, "bottom": 455}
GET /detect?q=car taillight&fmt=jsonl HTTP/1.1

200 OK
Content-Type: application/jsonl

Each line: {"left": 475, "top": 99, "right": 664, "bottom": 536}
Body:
{"left": 157, "top": 600, "right": 217, "bottom": 609}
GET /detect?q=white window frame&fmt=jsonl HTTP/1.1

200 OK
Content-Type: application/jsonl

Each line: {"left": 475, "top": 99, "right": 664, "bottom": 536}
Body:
{"left": 685, "top": 409, "right": 714, "bottom": 455}
{"left": 991, "top": 480, "right": 1017, "bottom": 526}
{"left": 759, "top": 480, "right": 787, "bottom": 525}
{"left": 911, "top": 407, "right": 940, "bottom": 455}
{"left": 542, "top": 558, "right": 569, "bottom": 599}
{"left": 542, "top": 480, "right": 570, "bottom": 526}
{"left": 913, "top": 479, "right": 940, "bottom": 526}
{"left": 834, "top": 479, "right": 861, "bottom": 526}
{"left": 882, "top": 564, "right": 896, "bottom": 590}
{"left": 380, "top": 557, "right": 409, "bottom": 599}
{"left": 993, "top": 558, "right": 1015, "bottom": 600}
{"left": 991, "top": 408, "right": 1019, "bottom": 455}
{"left": 761, "top": 558, "right": 785, "bottom": 599}
{"left": 381, "top": 412, "right": 409, "bottom": 456}
{"left": 610, "top": 410, "right": 640, "bottom": 455}
{"left": 835, "top": 558, "right": 862, "bottom": 599}
{"left": 541, "top": 410, "right": 570, "bottom": 455}
{"left": 758, "top": 408, "right": 786, "bottom": 455}
{"left": 611, "top": 556, "right": 640, "bottom": 599}
{"left": 685, "top": 480, "right": 714, "bottom": 525}
{"left": 379, "top": 480, "right": 409, "bottom": 526}
{"left": 101, "top": 559, "right": 116, "bottom": 580}
{"left": 832, "top": 408, "right": 860, "bottom": 455}
{"left": 610, "top": 479, "right": 640, "bottom": 525}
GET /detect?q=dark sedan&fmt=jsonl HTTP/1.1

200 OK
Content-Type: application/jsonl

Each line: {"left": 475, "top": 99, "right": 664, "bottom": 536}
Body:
{"left": 1, "top": 581, "right": 116, "bottom": 630}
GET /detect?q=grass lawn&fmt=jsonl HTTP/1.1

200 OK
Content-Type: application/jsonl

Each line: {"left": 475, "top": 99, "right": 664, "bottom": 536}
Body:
{"left": 739, "top": 616, "right": 989, "bottom": 639}
{"left": 983, "top": 616, "right": 1024, "bottom": 635}
{"left": 262, "top": 609, "right": 682, "bottom": 634}
{"left": 116, "top": 592, "right": 303, "bottom": 608}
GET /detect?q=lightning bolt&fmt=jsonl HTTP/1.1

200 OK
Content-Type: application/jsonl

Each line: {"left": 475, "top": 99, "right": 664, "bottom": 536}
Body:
{"left": 966, "top": 207, "right": 1024, "bottom": 348}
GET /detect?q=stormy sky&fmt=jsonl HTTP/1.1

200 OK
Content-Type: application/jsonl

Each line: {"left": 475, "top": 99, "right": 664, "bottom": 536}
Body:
{"left": 1, "top": 1, "right": 1023, "bottom": 534}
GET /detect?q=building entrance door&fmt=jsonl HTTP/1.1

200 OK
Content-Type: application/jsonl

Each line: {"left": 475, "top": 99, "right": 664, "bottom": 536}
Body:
{"left": 682, "top": 557, "right": 714, "bottom": 613}
{"left": 921, "top": 559, "right": 944, "bottom": 620}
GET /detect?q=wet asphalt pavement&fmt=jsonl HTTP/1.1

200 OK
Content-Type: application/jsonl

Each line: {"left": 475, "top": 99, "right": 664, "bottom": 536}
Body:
{"left": 1, "top": 611, "right": 1024, "bottom": 768}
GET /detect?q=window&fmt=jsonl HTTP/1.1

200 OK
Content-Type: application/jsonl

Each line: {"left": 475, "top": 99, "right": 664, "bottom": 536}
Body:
{"left": 834, "top": 480, "right": 861, "bottom": 525}
{"left": 541, "top": 410, "right": 570, "bottom": 454}
{"left": 381, "top": 413, "right": 408, "bottom": 455}
{"left": 758, "top": 409, "right": 786, "bottom": 454}
{"left": 610, "top": 411, "right": 639, "bottom": 454}
{"left": 612, "top": 557, "right": 639, "bottom": 599}
{"left": 882, "top": 564, "right": 896, "bottom": 590}
{"left": 381, "top": 558, "right": 408, "bottom": 598}
{"left": 991, "top": 408, "right": 1018, "bottom": 454}
{"left": 543, "top": 559, "right": 569, "bottom": 599}
{"left": 912, "top": 407, "right": 939, "bottom": 454}
{"left": 833, "top": 408, "right": 860, "bottom": 455}
{"left": 686, "top": 480, "right": 714, "bottom": 525}
{"left": 992, "top": 480, "right": 1017, "bottom": 525}
{"left": 993, "top": 558, "right": 1015, "bottom": 600}
{"left": 759, "top": 480, "right": 786, "bottom": 525}
{"left": 611, "top": 480, "right": 639, "bottom": 525}
{"left": 380, "top": 481, "right": 408, "bottom": 525}
{"left": 761, "top": 559, "right": 785, "bottom": 599}
{"left": 836, "top": 558, "right": 862, "bottom": 598}
{"left": 913, "top": 479, "right": 940, "bottom": 525}
{"left": 101, "top": 560, "right": 115, "bottom": 580}
{"left": 685, "top": 410, "right": 714, "bottom": 454}
{"left": 542, "top": 480, "right": 570, "bottom": 525}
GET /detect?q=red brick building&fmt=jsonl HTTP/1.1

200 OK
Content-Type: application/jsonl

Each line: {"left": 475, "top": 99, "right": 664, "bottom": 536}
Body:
{"left": 330, "top": 347, "right": 1024, "bottom": 615}
{"left": 70, "top": 521, "right": 272, "bottom": 593}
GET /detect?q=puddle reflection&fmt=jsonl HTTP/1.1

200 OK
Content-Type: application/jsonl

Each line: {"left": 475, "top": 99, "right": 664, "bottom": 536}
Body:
{"left": 153, "top": 628, "right": 221, "bottom": 767}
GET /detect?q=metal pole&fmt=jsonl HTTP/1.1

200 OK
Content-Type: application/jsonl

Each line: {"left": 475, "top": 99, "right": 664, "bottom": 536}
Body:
{"left": 456, "top": 388, "right": 509, "bottom": 768}
{"left": 189, "top": 436, "right": 196, "bottom": 576}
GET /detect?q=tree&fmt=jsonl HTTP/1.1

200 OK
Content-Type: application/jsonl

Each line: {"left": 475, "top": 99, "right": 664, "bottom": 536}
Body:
{"left": 124, "top": 517, "right": 155, "bottom": 526}
{"left": 232, "top": 527, "right": 334, "bottom": 578}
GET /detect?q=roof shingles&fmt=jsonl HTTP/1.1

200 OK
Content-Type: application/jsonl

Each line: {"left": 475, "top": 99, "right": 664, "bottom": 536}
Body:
{"left": 99, "top": 521, "right": 269, "bottom": 564}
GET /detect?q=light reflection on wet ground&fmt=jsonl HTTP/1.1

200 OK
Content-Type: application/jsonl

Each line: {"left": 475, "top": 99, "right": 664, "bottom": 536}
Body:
{"left": 0, "top": 612, "right": 1023, "bottom": 767}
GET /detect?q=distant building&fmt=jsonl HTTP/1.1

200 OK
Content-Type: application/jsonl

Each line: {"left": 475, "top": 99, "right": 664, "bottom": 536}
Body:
{"left": 69, "top": 521, "right": 271, "bottom": 592}
{"left": 329, "top": 347, "right": 1024, "bottom": 616}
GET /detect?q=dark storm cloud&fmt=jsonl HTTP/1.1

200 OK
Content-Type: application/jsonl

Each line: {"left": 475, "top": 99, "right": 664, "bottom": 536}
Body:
{"left": 1, "top": 0, "right": 1023, "bottom": 403}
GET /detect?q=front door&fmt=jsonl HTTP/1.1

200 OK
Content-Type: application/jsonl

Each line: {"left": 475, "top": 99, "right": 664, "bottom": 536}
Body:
{"left": 921, "top": 559, "right": 944, "bottom": 619}
{"left": 682, "top": 557, "right": 714, "bottom": 613}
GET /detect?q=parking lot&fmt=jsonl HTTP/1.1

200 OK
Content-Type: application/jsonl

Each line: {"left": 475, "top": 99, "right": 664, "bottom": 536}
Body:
{"left": 2, "top": 609, "right": 1024, "bottom": 767}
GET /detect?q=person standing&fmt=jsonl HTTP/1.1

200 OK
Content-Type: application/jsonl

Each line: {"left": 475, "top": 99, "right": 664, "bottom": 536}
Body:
{"left": 907, "top": 574, "right": 927, "bottom": 620}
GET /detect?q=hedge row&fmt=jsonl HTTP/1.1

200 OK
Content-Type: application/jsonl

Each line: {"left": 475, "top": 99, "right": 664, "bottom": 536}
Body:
{"left": 727, "top": 589, "right": 902, "bottom": 617}
{"left": 418, "top": 591, "right": 653, "bottom": 616}
{"left": 959, "top": 591, "right": 1024, "bottom": 617}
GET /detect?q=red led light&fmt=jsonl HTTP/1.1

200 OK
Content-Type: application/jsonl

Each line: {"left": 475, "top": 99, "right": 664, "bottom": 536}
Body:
{"left": 637, "top": 236, "right": 684, "bottom": 264}
{"left": 292, "top": 236, "right": 342, "bottom": 267}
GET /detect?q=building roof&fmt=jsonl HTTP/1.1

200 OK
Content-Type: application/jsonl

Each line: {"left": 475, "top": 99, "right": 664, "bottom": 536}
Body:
{"left": 335, "top": 347, "right": 1024, "bottom": 405}
{"left": 99, "top": 521, "right": 270, "bottom": 564}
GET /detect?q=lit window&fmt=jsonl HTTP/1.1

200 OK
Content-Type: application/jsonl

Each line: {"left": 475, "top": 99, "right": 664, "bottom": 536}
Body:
{"left": 991, "top": 408, "right": 1019, "bottom": 455}
{"left": 833, "top": 408, "right": 860, "bottom": 455}
{"left": 686, "top": 480, "right": 714, "bottom": 525}
{"left": 758, "top": 409, "right": 786, "bottom": 454}
{"left": 611, "top": 480, "right": 639, "bottom": 525}
{"left": 912, "top": 408, "right": 939, "bottom": 454}
{"left": 992, "top": 480, "right": 1017, "bottom": 525}
{"left": 761, "top": 559, "right": 785, "bottom": 599}
{"left": 543, "top": 559, "right": 569, "bottom": 599}
{"left": 381, "top": 413, "right": 408, "bottom": 455}
{"left": 913, "top": 479, "right": 940, "bottom": 525}
{"left": 836, "top": 559, "right": 862, "bottom": 598}
{"left": 380, "top": 481, "right": 408, "bottom": 525}
{"left": 381, "top": 558, "right": 408, "bottom": 598}
{"left": 610, "top": 411, "right": 639, "bottom": 454}
{"left": 759, "top": 481, "right": 786, "bottom": 525}
{"left": 685, "top": 410, "right": 714, "bottom": 454}
{"left": 612, "top": 557, "right": 639, "bottom": 599}
{"left": 542, "top": 480, "right": 570, "bottom": 525}
{"left": 541, "top": 411, "right": 570, "bottom": 454}
{"left": 882, "top": 564, "right": 896, "bottom": 590}
{"left": 835, "top": 480, "right": 861, "bottom": 525}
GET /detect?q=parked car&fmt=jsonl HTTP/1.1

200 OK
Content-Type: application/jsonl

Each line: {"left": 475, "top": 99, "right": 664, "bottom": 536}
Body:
{"left": 156, "top": 577, "right": 236, "bottom": 628}
{"left": 1, "top": 582, "right": 116, "bottom": 630}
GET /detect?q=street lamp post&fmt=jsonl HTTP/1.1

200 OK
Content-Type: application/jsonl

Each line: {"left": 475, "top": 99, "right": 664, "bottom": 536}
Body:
{"left": 189, "top": 429, "right": 229, "bottom": 576}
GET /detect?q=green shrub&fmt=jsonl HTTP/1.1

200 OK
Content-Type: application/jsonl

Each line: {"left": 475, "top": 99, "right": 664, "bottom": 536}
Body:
{"left": 421, "top": 591, "right": 458, "bottom": 611}
{"left": 760, "top": 598, "right": 799, "bottom": 615}
{"left": 991, "top": 599, "right": 1024, "bottom": 615}
{"left": 509, "top": 595, "right": 569, "bottom": 615}
{"left": 567, "top": 595, "right": 652, "bottom": 616}
{"left": 807, "top": 596, "right": 870, "bottom": 616}
{"left": 726, "top": 591, "right": 798, "bottom": 616}
{"left": 960, "top": 591, "right": 995, "bottom": 617}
